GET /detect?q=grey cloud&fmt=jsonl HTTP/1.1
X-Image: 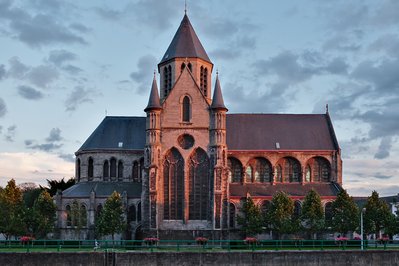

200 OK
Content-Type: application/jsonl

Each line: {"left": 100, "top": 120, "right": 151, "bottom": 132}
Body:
{"left": 209, "top": 49, "right": 237, "bottom": 61}
{"left": 69, "top": 23, "right": 90, "bottom": 33}
{"left": 210, "top": 36, "right": 256, "bottom": 61}
{"left": 0, "top": 64, "right": 6, "bottom": 80}
{"left": 4, "top": 124, "right": 16, "bottom": 142}
{"left": 371, "top": 1, "right": 399, "bottom": 27}
{"left": 202, "top": 19, "right": 238, "bottom": 38}
{"left": 95, "top": 7, "right": 123, "bottom": 21}
{"left": 0, "top": 125, "right": 2, "bottom": 134}
{"left": 48, "top": 49, "right": 77, "bottom": 66}
{"left": 45, "top": 127, "right": 62, "bottom": 142}
{"left": 61, "top": 64, "right": 83, "bottom": 75}
{"left": 24, "top": 139, "right": 34, "bottom": 146}
{"left": 368, "top": 34, "right": 399, "bottom": 58}
{"left": 58, "top": 153, "right": 75, "bottom": 162}
{"left": 17, "top": 85, "right": 44, "bottom": 100}
{"left": 27, "top": 65, "right": 59, "bottom": 88}
{"left": 374, "top": 137, "right": 392, "bottom": 159}
{"left": 0, "top": 1, "right": 86, "bottom": 47}
{"left": 129, "top": 55, "right": 157, "bottom": 94}
{"left": 0, "top": 97, "right": 6, "bottom": 117}
{"left": 323, "top": 57, "right": 349, "bottom": 75}
{"left": 65, "top": 86, "right": 95, "bottom": 111}
{"left": 8, "top": 57, "right": 29, "bottom": 79}
{"left": 373, "top": 173, "right": 393, "bottom": 180}
{"left": 26, "top": 142, "right": 62, "bottom": 152}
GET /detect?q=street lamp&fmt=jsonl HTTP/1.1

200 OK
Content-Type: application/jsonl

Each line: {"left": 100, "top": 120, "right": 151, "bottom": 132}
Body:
{"left": 361, "top": 208, "right": 366, "bottom": 251}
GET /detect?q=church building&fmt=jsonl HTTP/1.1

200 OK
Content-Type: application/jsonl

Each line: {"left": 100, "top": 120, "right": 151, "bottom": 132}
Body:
{"left": 56, "top": 13, "right": 343, "bottom": 240}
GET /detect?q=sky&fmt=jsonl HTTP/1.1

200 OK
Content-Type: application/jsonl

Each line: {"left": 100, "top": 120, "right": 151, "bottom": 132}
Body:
{"left": 0, "top": 0, "right": 398, "bottom": 196}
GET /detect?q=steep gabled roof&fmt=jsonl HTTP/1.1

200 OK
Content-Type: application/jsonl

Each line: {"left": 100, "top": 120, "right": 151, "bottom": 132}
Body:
{"left": 226, "top": 114, "right": 338, "bottom": 150}
{"left": 77, "top": 116, "right": 145, "bottom": 152}
{"left": 159, "top": 14, "right": 211, "bottom": 65}
{"left": 62, "top": 181, "right": 141, "bottom": 198}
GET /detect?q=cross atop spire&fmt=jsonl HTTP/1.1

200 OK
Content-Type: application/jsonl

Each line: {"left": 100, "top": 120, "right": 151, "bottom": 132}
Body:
{"left": 185, "top": 0, "right": 187, "bottom": 15}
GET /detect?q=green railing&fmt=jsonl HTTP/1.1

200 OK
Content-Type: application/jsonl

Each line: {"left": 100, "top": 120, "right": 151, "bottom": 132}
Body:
{"left": 0, "top": 239, "right": 397, "bottom": 252}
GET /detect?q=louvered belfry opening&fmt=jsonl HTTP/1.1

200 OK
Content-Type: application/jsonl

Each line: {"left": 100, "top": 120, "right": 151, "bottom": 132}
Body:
{"left": 188, "top": 148, "right": 210, "bottom": 220}
{"left": 163, "top": 148, "right": 184, "bottom": 220}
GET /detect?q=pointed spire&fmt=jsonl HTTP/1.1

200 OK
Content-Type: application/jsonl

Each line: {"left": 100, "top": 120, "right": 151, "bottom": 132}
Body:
{"left": 144, "top": 74, "right": 162, "bottom": 112}
{"left": 159, "top": 14, "right": 211, "bottom": 65}
{"left": 211, "top": 73, "right": 227, "bottom": 111}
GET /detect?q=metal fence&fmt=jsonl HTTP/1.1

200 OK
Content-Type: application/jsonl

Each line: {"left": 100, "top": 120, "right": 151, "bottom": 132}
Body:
{"left": 0, "top": 239, "right": 398, "bottom": 252}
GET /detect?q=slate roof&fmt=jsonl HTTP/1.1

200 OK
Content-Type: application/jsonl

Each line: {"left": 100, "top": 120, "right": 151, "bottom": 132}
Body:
{"left": 230, "top": 183, "right": 343, "bottom": 198}
{"left": 211, "top": 76, "right": 227, "bottom": 110}
{"left": 226, "top": 114, "right": 338, "bottom": 151}
{"left": 159, "top": 14, "right": 211, "bottom": 65}
{"left": 145, "top": 76, "right": 162, "bottom": 111}
{"left": 61, "top": 181, "right": 141, "bottom": 198}
{"left": 77, "top": 116, "right": 146, "bottom": 152}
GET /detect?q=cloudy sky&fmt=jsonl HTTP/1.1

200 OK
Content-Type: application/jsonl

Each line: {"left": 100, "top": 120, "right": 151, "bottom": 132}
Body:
{"left": 0, "top": 0, "right": 398, "bottom": 196}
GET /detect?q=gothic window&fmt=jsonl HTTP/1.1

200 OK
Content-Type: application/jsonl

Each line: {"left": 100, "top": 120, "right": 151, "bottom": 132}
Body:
{"left": 282, "top": 157, "right": 301, "bottom": 182}
{"left": 305, "top": 165, "right": 311, "bottom": 182}
{"left": 247, "top": 158, "right": 272, "bottom": 183}
{"left": 132, "top": 161, "right": 139, "bottom": 182}
{"left": 163, "top": 148, "right": 184, "bottom": 220}
{"left": 118, "top": 160, "right": 124, "bottom": 180}
{"left": 66, "top": 205, "right": 72, "bottom": 226}
{"left": 76, "top": 159, "right": 81, "bottom": 182}
{"left": 308, "top": 157, "right": 331, "bottom": 182}
{"left": 110, "top": 158, "right": 117, "bottom": 178}
{"left": 128, "top": 205, "right": 137, "bottom": 223}
{"left": 229, "top": 203, "right": 236, "bottom": 228}
{"left": 275, "top": 165, "right": 282, "bottom": 182}
{"left": 294, "top": 201, "right": 302, "bottom": 219}
{"left": 228, "top": 157, "right": 243, "bottom": 183}
{"left": 188, "top": 62, "right": 192, "bottom": 72}
{"left": 181, "top": 63, "right": 186, "bottom": 73}
{"left": 245, "top": 166, "right": 253, "bottom": 183}
{"left": 80, "top": 204, "right": 87, "bottom": 227}
{"left": 189, "top": 148, "right": 210, "bottom": 220}
{"left": 88, "top": 157, "right": 94, "bottom": 180}
{"left": 260, "top": 200, "right": 271, "bottom": 216}
{"left": 139, "top": 157, "right": 144, "bottom": 182}
{"left": 103, "top": 161, "right": 109, "bottom": 180}
{"left": 182, "top": 96, "right": 191, "bottom": 122}
{"left": 325, "top": 202, "right": 333, "bottom": 224}
{"left": 137, "top": 202, "right": 142, "bottom": 222}
{"left": 200, "top": 66, "right": 208, "bottom": 96}
{"left": 163, "top": 65, "right": 172, "bottom": 96}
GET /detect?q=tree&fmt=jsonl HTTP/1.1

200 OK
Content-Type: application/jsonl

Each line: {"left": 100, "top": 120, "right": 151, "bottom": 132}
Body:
{"left": 0, "top": 179, "right": 26, "bottom": 239}
{"left": 69, "top": 200, "right": 87, "bottom": 239}
{"left": 96, "top": 191, "right": 126, "bottom": 240}
{"left": 364, "top": 191, "right": 392, "bottom": 237}
{"left": 300, "top": 189, "right": 325, "bottom": 239}
{"left": 266, "top": 191, "right": 296, "bottom": 238}
{"left": 20, "top": 182, "right": 43, "bottom": 208}
{"left": 330, "top": 189, "right": 359, "bottom": 235}
{"left": 237, "top": 197, "right": 263, "bottom": 237}
{"left": 31, "top": 191, "right": 57, "bottom": 238}
{"left": 44, "top": 177, "right": 75, "bottom": 196}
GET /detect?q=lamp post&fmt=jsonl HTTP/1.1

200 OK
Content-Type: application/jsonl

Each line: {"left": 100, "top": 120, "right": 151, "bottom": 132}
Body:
{"left": 361, "top": 208, "right": 366, "bottom": 251}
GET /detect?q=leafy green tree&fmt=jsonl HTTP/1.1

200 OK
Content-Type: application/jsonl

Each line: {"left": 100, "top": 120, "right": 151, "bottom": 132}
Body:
{"left": 364, "top": 191, "right": 392, "bottom": 237}
{"left": 330, "top": 189, "right": 359, "bottom": 235}
{"left": 237, "top": 197, "right": 263, "bottom": 237}
{"left": 96, "top": 191, "right": 126, "bottom": 240}
{"left": 32, "top": 191, "right": 57, "bottom": 238}
{"left": 267, "top": 191, "right": 296, "bottom": 238}
{"left": 300, "top": 189, "right": 325, "bottom": 239}
{"left": 0, "top": 179, "right": 26, "bottom": 239}
{"left": 20, "top": 182, "right": 43, "bottom": 208}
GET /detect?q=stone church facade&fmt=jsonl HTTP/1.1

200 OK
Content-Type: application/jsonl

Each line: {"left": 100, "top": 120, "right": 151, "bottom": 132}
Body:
{"left": 55, "top": 14, "right": 343, "bottom": 240}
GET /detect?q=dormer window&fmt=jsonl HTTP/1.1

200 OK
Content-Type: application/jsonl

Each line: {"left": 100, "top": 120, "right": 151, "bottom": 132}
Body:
{"left": 182, "top": 96, "right": 191, "bottom": 122}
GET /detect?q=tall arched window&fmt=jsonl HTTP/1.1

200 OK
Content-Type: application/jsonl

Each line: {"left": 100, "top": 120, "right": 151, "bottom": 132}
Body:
{"left": 163, "top": 148, "right": 184, "bottom": 220}
{"left": 132, "top": 161, "right": 139, "bottom": 182}
{"left": 137, "top": 202, "right": 142, "bottom": 222}
{"left": 246, "top": 158, "right": 272, "bottom": 183}
{"left": 118, "top": 160, "right": 124, "bottom": 180}
{"left": 228, "top": 157, "right": 243, "bottom": 183}
{"left": 245, "top": 166, "right": 253, "bottom": 183}
{"left": 182, "top": 96, "right": 191, "bottom": 122}
{"left": 305, "top": 165, "right": 311, "bottom": 182}
{"left": 76, "top": 159, "right": 81, "bottom": 182}
{"left": 181, "top": 63, "right": 186, "bottom": 73}
{"left": 163, "top": 65, "right": 172, "bottom": 96}
{"left": 66, "top": 205, "right": 72, "bottom": 226}
{"left": 110, "top": 158, "right": 117, "bottom": 178}
{"left": 80, "top": 204, "right": 87, "bottom": 227}
{"left": 275, "top": 165, "right": 282, "bottom": 182}
{"left": 189, "top": 148, "right": 210, "bottom": 220}
{"left": 229, "top": 203, "right": 236, "bottom": 228}
{"left": 280, "top": 157, "right": 301, "bottom": 182}
{"left": 103, "top": 160, "right": 109, "bottom": 180}
{"left": 88, "top": 157, "right": 94, "bottom": 180}
{"left": 139, "top": 157, "right": 144, "bottom": 182}
{"left": 128, "top": 205, "right": 137, "bottom": 223}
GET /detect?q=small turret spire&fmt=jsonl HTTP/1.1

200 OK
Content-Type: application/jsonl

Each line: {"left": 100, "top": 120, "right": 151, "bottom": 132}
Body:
{"left": 144, "top": 74, "right": 162, "bottom": 112}
{"left": 211, "top": 74, "right": 227, "bottom": 111}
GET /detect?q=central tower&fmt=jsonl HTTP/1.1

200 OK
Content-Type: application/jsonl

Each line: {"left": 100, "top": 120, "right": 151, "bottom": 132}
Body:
{"left": 142, "top": 13, "right": 229, "bottom": 239}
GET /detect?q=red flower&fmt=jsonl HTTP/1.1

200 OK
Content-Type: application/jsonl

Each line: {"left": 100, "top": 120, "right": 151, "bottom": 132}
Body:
{"left": 244, "top": 237, "right": 257, "bottom": 244}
